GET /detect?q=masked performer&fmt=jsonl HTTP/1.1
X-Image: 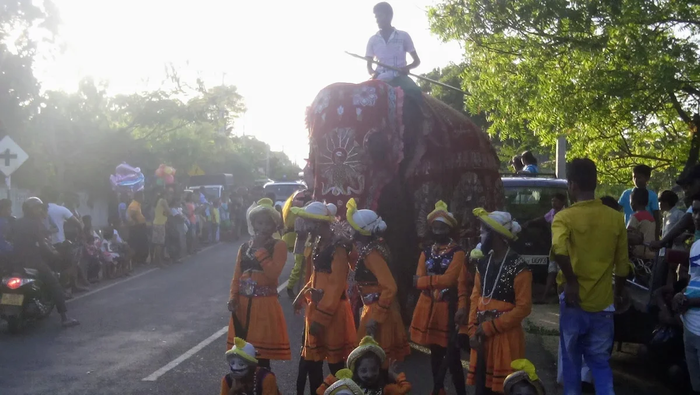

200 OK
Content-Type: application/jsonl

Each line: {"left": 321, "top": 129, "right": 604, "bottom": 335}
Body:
{"left": 227, "top": 198, "right": 291, "bottom": 368}
{"left": 220, "top": 337, "right": 280, "bottom": 395}
{"left": 466, "top": 208, "right": 532, "bottom": 394}
{"left": 291, "top": 201, "right": 357, "bottom": 394}
{"left": 346, "top": 199, "right": 410, "bottom": 363}
{"left": 409, "top": 201, "right": 466, "bottom": 395}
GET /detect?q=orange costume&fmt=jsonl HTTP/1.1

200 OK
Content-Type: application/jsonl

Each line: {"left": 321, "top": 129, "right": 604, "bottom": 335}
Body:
{"left": 301, "top": 243, "right": 357, "bottom": 363}
{"left": 409, "top": 242, "right": 465, "bottom": 347}
{"left": 465, "top": 208, "right": 532, "bottom": 393}
{"left": 226, "top": 239, "right": 291, "bottom": 360}
{"left": 353, "top": 242, "right": 410, "bottom": 362}
{"left": 344, "top": 198, "right": 410, "bottom": 362}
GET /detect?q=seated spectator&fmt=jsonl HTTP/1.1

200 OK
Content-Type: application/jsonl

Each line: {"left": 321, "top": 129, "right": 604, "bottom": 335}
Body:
{"left": 659, "top": 190, "right": 687, "bottom": 252}
{"left": 627, "top": 188, "right": 656, "bottom": 260}
{"left": 520, "top": 151, "right": 539, "bottom": 175}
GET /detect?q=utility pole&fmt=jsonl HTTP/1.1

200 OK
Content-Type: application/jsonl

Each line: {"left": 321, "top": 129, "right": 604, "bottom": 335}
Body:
{"left": 556, "top": 136, "right": 567, "bottom": 179}
{"left": 266, "top": 148, "right": 270, "bottom": 177}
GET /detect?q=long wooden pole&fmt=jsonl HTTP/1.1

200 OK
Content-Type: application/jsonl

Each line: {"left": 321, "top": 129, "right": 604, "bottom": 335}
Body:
{"left": 345, "top": 51, "right": 470, "bottom": 95}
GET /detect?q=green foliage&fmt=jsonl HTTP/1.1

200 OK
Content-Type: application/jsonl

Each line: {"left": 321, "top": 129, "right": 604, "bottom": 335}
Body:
{"left": 419, "top": 64, "right": 553, "bottom": 173}
{"left": 428, "top": 0, "right": 700, "bottom": 186}
{"left": 0, "top": 2, "right": 299, "bottom": 194}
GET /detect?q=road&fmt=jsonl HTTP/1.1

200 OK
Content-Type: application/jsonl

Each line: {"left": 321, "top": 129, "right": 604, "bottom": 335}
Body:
{"left": 0, "top": 241, "right": 678, "bottom": 394}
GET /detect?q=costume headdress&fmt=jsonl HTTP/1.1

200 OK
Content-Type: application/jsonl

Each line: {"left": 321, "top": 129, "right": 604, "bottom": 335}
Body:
{"left": 323, "top": 369, "right": 364, "bottom": 395}
{"left": 346, "top": 199, "right": 387, "bottom": 236}
{"left": 346, "top": 336, "right": 386, "bottom": 371}
{"left": 473, "top": 208, "right": 522, "bottom": 240}
{"left": 291, "top": 201, "right": 337, "bottom": 222}
{"left": 427, "top": 200, "right": 458, "bottom": 228}
{"left": 247, "top": 198, "right": 282, "bottom": 236}
{"left": 503, "top": 359, "right": 546, "bottom": 395}
{"left": 225, "top": 337, "right": 258, "bottom": 365}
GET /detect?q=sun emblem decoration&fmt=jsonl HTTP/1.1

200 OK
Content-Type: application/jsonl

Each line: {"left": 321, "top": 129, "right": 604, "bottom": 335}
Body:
{"left": 318, "top": 127, "right": 365, "bottom": 197}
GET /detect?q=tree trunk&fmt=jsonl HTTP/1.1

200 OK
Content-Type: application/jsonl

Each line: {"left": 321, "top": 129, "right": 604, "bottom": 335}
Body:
{"left": 680, "top": 113, "right": 700, "bottom": 180}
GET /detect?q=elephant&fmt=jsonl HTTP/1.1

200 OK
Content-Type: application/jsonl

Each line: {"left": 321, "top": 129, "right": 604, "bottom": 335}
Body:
{"left": 304, "top": 79, "right": 504, "bottom": 323}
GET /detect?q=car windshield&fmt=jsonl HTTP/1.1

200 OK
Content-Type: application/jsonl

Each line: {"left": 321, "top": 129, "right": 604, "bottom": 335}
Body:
{"left": 264, "top": 184, "right": 304, "bottom": 201}
{"left": 504, "top": 186, "right": 568, "bottom": 222}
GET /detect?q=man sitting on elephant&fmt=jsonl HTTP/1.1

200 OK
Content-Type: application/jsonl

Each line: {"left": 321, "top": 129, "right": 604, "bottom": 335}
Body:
{"left": 365, "top": 2, "right": 422, "bottom": 99}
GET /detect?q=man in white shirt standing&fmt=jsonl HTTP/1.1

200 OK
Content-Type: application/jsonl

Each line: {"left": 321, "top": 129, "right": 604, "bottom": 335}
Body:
{"left": 365, "top": 2, "right": 421, "bottom": 95}
{"left": 42, "top": 187, "right": 85, "bottom": 293}
{"left": 42, "top": 188, "right": 83, "bottom": 245}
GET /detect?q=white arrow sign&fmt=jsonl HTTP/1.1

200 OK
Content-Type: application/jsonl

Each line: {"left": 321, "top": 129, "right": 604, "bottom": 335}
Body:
{"left": 0, "top": 136, "right": 28, "bottom": 177}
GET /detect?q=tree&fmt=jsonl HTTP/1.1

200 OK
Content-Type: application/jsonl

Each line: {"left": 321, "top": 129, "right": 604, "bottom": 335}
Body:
{"left": 14, "top": 76, "right": 297, "bottom": 193}
{"left": 0, "top": 2, "right": 299, "bottom": 194}
{"left": 428, "top": 1, "right": 700, "bottom": 185}
{"left": 0, "top": 0, "right": 59, "bottom": 137}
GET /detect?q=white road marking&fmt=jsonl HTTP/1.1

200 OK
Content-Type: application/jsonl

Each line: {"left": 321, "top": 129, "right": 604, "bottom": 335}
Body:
{"left": 66, "top": 243, "right": 222, "bottom": 303}
{"left": 140, "top": 281, "right": 291, "bottom": 382}
{"left": 142, "top": 326, "right": 229, "bottom": 381}
{"left": 277, "top": 280, "right": 289, "bottom": 293}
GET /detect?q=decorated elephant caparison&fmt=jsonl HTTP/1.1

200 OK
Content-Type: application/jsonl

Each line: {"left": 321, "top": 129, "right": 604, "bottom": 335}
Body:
{"left": 304, "top": 79, "right": 504, "bottom": 323}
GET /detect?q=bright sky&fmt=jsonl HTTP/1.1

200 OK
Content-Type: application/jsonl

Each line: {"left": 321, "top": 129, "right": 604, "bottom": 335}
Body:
{"left": 35, "top": 0, "right": 463, "bottom": 165}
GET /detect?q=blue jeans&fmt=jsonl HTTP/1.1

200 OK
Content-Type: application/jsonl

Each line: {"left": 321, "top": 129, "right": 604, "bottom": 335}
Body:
{"left": 560, "top": 302, "right": 615, "bottom": 395}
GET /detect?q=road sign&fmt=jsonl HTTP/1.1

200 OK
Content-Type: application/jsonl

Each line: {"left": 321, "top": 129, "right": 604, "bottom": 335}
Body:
{"left": 0, "top": 136, "right": 28, "bottom": 177}
{"left": 188, "top": 164, "right": 205, "bottom": 176}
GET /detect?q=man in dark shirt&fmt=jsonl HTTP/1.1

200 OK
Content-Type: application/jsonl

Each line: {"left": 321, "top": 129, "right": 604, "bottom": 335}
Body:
{"left": 12, "top": 197, "right": 78, "bottom": 327}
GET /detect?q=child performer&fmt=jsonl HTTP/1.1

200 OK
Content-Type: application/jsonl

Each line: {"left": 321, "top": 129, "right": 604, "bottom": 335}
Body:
{"left": 291, "top": 201, "right": 357, "bottom": 394}
{"left": 409, "top": 201, "right": 466, "bottom": 395}
{"left": 316, "top": 336, "right": 411, "bottom": 395}
{"left": 503, "top": 359, "right": 546, "bottom": 395}
{"left": 466, "top": 208, "right": 532, "bottom": 394}
{"left": 220, "top": 337, "right": 280, "bottom": 395}
{"left": 346, "top": 199, "right": 410, "bottom": 363}
{"left": 226, "top": 198, "right": 291, "bottom": 367}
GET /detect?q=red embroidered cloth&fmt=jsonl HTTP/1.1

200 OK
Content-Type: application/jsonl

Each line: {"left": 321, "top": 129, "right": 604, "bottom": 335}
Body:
{"left": 306, "top": 80, "right": 404, "bottom": 217}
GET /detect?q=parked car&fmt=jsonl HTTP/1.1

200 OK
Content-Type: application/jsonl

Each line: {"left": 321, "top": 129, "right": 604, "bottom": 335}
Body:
{"left": 263, "top": 181, "right": 307, "bottom": 208}
{"left": 501, "top": 176, "right": 570, "bottom": 283}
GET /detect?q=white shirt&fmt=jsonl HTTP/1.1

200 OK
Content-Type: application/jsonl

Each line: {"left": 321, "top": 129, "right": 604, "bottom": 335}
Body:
{"left": 47, "top": 203, "right": 74, "bottom": 244}
{"left": 663, "top": 207, "right": 685, "bottom": 237}
{"left": 365, "top": 29, "right": 415, "bottom": 81}
{"left": 684, "top": 240, "right": 700, "bottom": 336}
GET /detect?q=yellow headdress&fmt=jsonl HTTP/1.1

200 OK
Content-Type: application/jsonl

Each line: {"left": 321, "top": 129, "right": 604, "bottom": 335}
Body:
{"left": 346, "top": 336, "right": 386, "bottom": 371}
{"left": 290, "top": 201, "right": 337, "bottom": 222}
{"left": 346, "top": 199, "right": 387, "bottom": 236}
{"left": 248, "top": 198, "right": 282, "bottom": 227}
{"left": 427, "top": 200, "right": 458, "bottom": 228}
{"left": 323, "top": 369, "right": 364, "bottom": 395}
{"left": 225, "top": 337, "right": 258, "bottom": 365}
{"left": 473, "top": 208, "right": 521, "bottom": 241}
{"left": 503, "top": 359, "right": 546, "bottom": 395}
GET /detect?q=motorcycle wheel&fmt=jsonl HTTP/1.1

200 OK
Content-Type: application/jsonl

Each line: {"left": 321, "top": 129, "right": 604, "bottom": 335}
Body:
{"left": 6, "top": 315, "right": 23, "bottom": 334}
{"left": 38, "top": 289, "right": 56, "bottom": 319}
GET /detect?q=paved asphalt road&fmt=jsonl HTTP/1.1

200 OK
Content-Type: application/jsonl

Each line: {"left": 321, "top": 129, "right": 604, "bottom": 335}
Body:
{"left": 0, "top": 241, "right": 678, "bottom": 394}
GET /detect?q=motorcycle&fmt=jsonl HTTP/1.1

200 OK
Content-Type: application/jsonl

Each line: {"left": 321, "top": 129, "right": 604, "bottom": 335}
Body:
{"left": 0, "top": 266, "right": 57, "bottom": 333}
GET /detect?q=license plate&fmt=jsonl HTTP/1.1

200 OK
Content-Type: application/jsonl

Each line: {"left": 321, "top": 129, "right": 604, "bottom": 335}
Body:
{"left": 0, "top": 294, "right": 24, "bottom": 306}
{"left": 522, "top": 255, "right": 549, "bottom": 265}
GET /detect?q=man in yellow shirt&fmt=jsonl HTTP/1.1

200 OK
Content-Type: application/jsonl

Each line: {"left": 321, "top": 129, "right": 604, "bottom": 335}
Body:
{"left": 551, "top": 158, "right": 629, "bottom": 395}
{"left": 127, "top": 191, "right": 149, "bottom": 264}
{"left": 152, "top": 189, "right": 171, "bottom": 266}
